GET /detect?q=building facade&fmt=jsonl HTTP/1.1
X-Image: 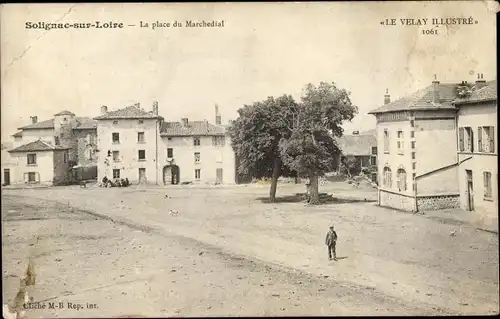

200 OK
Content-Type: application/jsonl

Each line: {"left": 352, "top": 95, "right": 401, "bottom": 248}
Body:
{"left": 454, "top": 78, "right": 497, "bottom": 222}
{"left": 337, "top": 130, "right": 377, "bottom": 180}
{"left": 6, "top": 140, "right": 70, "bottom": 186}
{"left": 94, "top": 103, "right": 162, "bottom": 184}
{"left": 94, "top": 103, "right": 237, "bottom": 185}
{"left": 2, "top": 111, "right": 97, "bottom": 186}
{"left": 369, "top": 78, "right": 471, "bottom": 212}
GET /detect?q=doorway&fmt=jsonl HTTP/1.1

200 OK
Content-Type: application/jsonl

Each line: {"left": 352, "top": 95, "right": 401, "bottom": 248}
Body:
{"left": 216, "top": 168, "right": 223, "bottom": 184}
{"left": 465, "top": 169, "right": 474, "bottom": 211}
{"left": 3, "top": 169, "right": 10, "bottom": 186}
{"left": 163, "top": 165, "right": 180, "bottom": 185}
{"left": 138, "top": 168, "right": 146, "bottom": 183}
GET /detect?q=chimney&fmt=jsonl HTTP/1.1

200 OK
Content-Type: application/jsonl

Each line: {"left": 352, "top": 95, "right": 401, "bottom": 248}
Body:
{"left": 30, "top": 116, "right": 38, "bottom": 124}
{"left": 181, "top": 118, "right": 189, "bottom": 127}
{"left": 152, "top": 101, "right": 158, "bottom": 115}
{"left": 384, "top": 89, "right": 391, "bottom": 105}
{"left": 475, "top": 73, "right": 486, "bottom": 89}
{"left": 432, "top": 74, "right": 440, "bottom": 103}
{"left": 100, "top": 106, "right": 108, "bottom": 115}
{"left": 215, "top": 104, "right": 221, "bottom": 125}
{"left": 352, "top": 131, "right": 359, "bottom": 135}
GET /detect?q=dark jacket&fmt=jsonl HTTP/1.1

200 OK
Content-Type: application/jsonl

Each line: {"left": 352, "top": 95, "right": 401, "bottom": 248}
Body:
{"left": 325, "top": 230, "right": 337, "bottom": 246}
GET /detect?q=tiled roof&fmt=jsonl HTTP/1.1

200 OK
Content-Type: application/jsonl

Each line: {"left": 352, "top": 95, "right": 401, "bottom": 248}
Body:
{"left": 454, "top": 80, "right": 497, "bottom": 104}
{"left": 12, "top": 131, "right": 23, "bottom": 138}
{"left": 54, "top": 110, "right": 75, "bottom": 116}
{"left": 337, "top": 133, "right": 377, "bottom": 156}
{"left": 160, "top": 120, "right": 225, "bottom": 136}
{"left": 72, "top": 117, "right": 97, "bottom": 130}
{"left": 18, "top": 119, "right": 54, "bottom": 130}
{"left": 8, "top": 140, "right": 69, "bottom": 153}
{"left": 94, "top": 104, "right": 162, "bottom": 120}
{"left": 369, "top": 83, "right": 460, "bottom": 114}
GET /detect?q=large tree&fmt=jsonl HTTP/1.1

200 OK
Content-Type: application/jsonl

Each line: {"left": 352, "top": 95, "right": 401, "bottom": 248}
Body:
{"left": 228, "top": 95, "right": 298, "bottom": 202}
{"left": 279, "top": 82, "right": 358, "bottom": 204}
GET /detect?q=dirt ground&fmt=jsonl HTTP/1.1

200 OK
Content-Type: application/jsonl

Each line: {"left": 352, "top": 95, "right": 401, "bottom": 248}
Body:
{"left": 2, "top": 182, "right": 499, "bottom": 317}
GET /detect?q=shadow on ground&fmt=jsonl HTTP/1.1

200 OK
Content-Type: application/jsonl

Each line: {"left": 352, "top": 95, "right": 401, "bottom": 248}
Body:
{"left": 256, "top": 195, "right": 377, "bottom": 205}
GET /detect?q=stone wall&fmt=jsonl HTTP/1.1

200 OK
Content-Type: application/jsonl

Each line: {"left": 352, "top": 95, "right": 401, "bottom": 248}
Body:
{"left": 416, "top": 195, "right": 460, "bottom": 211}
{"left": 379, "top": 189, "right": 415, "bottom": 212}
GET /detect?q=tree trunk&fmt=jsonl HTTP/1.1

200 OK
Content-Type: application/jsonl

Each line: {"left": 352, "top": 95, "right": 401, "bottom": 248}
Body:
{"left": 308, "top": 174, "right": 320, "bottom": 205}
{"left": 269, "top": 158, "right": 281, "bottom": 202}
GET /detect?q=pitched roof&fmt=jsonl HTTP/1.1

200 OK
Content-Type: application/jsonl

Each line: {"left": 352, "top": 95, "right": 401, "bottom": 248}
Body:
{"left": 160, "top": 120, "right": 225, "bottom": 136}
{"left": 18, "top": 119, "right": 54, "bottom": 130}
{"left": 8, "top": 140, "right": 69, "bottom": 153}
{"left": 54, "top": 110, "right": 75, "bottom": 116}
{"left": 454, "top": 80, "right": 497, "bottom": 104}
{"left": 72, "top": 117, "right": 97, "bottom": 130}
{"left": 12, "top": 131, "right": 23, "bottom": 138}
{"left": 369, "top": 82, "right": 460, "bottom": 114}
{"left": 337, "top": 133, "right": 377, "bottom": 156}
{"left": 94, "top": 104, "right": 163, "bottom": 120}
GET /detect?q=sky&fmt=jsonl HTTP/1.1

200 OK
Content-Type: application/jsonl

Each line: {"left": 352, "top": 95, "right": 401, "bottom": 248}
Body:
{"left": 0, "top": 2, "right": 497, "bottom": 140}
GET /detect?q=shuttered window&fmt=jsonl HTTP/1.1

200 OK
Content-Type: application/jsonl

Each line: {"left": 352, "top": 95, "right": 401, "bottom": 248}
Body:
{"left": 490, "top": 127, "right": 495, "bottom": 153}
{"left": 458, "top": 127, "right": 464, "bottom": 151}
{"left": 478, "top": 127, "right": 483, "bottom": 152}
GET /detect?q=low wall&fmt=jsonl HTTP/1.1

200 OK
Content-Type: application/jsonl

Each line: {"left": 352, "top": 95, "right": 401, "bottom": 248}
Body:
{"left": 379, "top": 189, "right": 415, "bottom": 212}
{"left": 416, "top": 194, "right": 460, "bottom": 211}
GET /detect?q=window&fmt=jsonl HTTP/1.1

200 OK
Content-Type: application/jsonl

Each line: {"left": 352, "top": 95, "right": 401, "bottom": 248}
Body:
{"left": 195, "top": 169, "right": 201, "bottom": 180}
{"left": 138, "top": 150, "right": 146, "bottom": 161}
{"left": 370, "top": 156, "right": 377, "bottom": 166}
{"left": 412, "top": 173, "right": 416, "bottom": 191}
{"left": 412, "top": 162, "right": 416, "bottom": 170}
{"left": 383, "top": 167, "right": 392, "bottom": 188}
{"left": 63, "top": 152, "right": 68, "bottom": 163}
{"left": 112, "top": 151, "right": 120, "bottom": 162}
{"left": 397, "top": 130, "right": 404, "bottom": 154}
{"left": 112, "top": 133, "right": 120, "bottom": 144}
{"left": 212, "top": 136, "right": 225, "bottom": 146}
{"left": 194, "top": 152, "right": 200, "bottom": 163}
{"left": 113, "top": 169, "right": 120, "bottom": 179}
{"left": 371, "top": 147, "right": 377, "bottom": 155}
{"left": 54, "top": 136, "right": 60, "bottom": 145}
{"left": 113, "top": 120, "right": 118, "bottom": 125}
{"left": 216, "top": 151, "right": 223, "bottom": 163}
{"left": 411, "top": 152, "right": 416, "bottom": 160}
{"left": 28, "top": 172, "right": 36, "bottom": 182}
{"left": 167, "top": 148, "right": 173, "bottom": 158}
{"left": 397, "top": 168, "right": 407, "bottom": 191}
{"left": 478, "top": 126, "right": 495, "bottom": 153}
{"left": 27, "top": 154, "right": 37, "bottom": 165}
{"left": 138, "top": 132, "right": 145, "bottom": 143}
{"left": 383, "top": 129, "right": 389, "bottom": 153}
{"left": 410, "top": 131, "right": 415, "bottom": 138}
{"left": 138, "top": 120, "right": 144, "bottom": 124}
{"left": 411, "top": 141, "right": 416, "bottom": 149}
{"left": 87, "top": 134, "right": 96, "bottom": 145}
{"left": 193, "top": 137, "right": 201, "bottom": 146}
{"left": 458, "top": 127, "right": 474, "bottom": 152}
{"left": 484, "top": 171, "right": 492, "bottom": 199}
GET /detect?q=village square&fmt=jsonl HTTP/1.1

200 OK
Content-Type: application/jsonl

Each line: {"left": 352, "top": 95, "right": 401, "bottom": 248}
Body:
{"left": 1, "top": 2, "right": 498, "bottom": 318}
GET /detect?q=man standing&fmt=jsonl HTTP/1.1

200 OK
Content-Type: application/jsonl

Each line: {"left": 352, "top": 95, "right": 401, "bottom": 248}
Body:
{"left": 325, "top": 225, "right": 338, "bottom": 261}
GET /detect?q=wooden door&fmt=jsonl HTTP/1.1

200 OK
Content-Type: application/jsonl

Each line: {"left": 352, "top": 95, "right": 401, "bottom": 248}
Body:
{"left": 216, "top": 168, "right": 223, "bottom": 184}
{"left": 139, "top": 168, "right": 146, "bottom": 183}
{"left": 3, "top": 169, "right": 10, "bottom": 186}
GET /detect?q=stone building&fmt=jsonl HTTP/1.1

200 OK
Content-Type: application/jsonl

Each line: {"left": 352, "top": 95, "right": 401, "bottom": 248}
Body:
{"left": 337, "top": 130, "right": 377, "bottom": 180}
{"left": 158, "top": 105, "right": 236, "bottom": 185}
{"left": 94, "top": 103, "right": 163, "bottom": 184}
{"left": 453, "top": 77, "right": 497, "bottom": 223}
{"left": 6, "top": 140, "right": 70, "bottom": 186}
{"left": 94, "top": 102, "right": 236, "bottom": 185}
{"left": 2, "top": 111, "right": 97, "bottom": 186}
{"left": 369, "top": 77, "right": 464, "bottom": 212}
